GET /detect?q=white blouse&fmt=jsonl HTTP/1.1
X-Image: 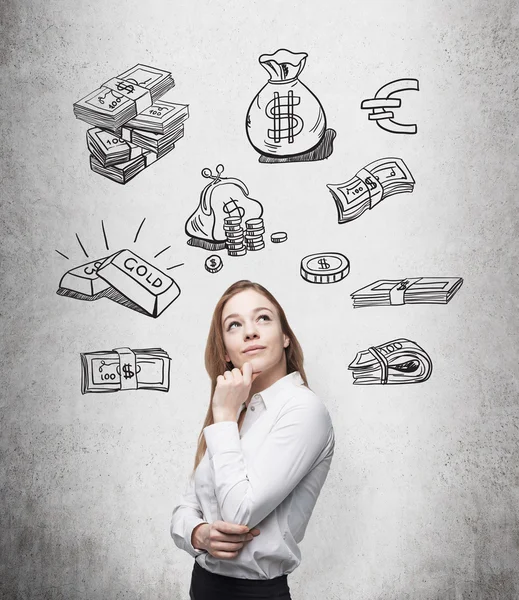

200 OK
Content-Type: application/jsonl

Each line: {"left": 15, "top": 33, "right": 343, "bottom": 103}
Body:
{"left": 170, "top": 371, "right": 335, "bottom": 579}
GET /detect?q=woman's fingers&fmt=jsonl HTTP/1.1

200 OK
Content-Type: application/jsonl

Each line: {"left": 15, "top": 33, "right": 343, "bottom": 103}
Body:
{"left": 241, "top": 362, "right": 253, "bottom": 386}
{"left": 223, "top": 370, "right": 233, "bottom": 382}
{"left": 231, "top": 367, "right": 242, "bottom": 382}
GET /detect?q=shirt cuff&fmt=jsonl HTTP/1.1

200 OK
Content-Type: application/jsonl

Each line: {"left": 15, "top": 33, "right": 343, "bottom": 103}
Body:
{"left": 203, "top": 421, "right": 241, "bottom": 459}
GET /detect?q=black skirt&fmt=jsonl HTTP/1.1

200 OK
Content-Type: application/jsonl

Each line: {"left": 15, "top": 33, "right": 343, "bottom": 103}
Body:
{"left": 189, "top": 560, "right": 292, "bottom": 600}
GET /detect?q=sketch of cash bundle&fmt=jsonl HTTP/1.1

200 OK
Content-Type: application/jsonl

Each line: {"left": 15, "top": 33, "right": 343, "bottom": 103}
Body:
{"left": 73, "top": 64, "right": 189, "bottom": 184}
{"left": 351, "top": 277, "right": 464, "bottom": 308}
{"left": 81, "top": 347, "right": 170, "bottom": 394}
{"left": 327, "top": 157, "right": 415, "bottom": 224}
{"left": 57, "top": 249, "right": 181, "bottom": 318}
{"left": 348, "top": 338, "right": 432, "bottom": 385}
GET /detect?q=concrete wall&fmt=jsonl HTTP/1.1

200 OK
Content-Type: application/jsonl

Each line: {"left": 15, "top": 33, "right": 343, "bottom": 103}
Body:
{"left": 1, "top": 1, "right": 518, "bottom": 598}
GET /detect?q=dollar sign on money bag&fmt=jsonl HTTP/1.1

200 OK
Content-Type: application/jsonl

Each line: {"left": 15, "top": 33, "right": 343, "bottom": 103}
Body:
{"left": 122, "top": 363, "right": 135, "bottom": 380}
{"left": 246, "top": 49, "right": 327, "bottom": 158}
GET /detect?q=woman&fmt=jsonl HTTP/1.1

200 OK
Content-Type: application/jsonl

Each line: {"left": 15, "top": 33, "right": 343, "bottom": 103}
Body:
{"left": 171, "top": 280, "right": 335, "bottom": 600}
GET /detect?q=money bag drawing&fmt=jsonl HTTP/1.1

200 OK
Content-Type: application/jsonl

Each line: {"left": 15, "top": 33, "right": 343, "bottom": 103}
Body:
{"left": 245, "top": 49, "right": 334, "bottom": 162}
{"left": 185, "top": 164, "right": 264, "bottom": 251}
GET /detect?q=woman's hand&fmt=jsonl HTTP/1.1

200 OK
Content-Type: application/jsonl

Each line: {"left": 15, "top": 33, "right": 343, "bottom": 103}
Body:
{"left": 212, "top": 362, "right": 257, "bottom": 422}
{"left": 192, "top": 521, "right": 261, "bottom": 559}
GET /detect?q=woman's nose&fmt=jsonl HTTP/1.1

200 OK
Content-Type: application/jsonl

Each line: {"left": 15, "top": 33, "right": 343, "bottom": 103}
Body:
{"left": 243, "top": 322, "right": 259, "bottom": 339}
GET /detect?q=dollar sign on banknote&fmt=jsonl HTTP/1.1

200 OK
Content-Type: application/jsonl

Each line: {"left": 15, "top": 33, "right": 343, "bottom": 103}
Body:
{"left": 122, "top": 363, "right": 135, "bottom": 379}
{"left": 115, "top": 81, "right": 135, "bottom": 94}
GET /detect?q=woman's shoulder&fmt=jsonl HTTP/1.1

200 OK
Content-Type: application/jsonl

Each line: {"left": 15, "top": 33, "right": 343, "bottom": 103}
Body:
{"left": 287, "top": 379, "right": 333, "bottom": 422}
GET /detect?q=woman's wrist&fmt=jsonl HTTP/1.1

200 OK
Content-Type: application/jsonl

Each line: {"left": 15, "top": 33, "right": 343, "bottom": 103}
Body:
{"left": 212, "top": 411, "right": 237, "bottom": 424}
{"left": 191, "top": 522, "right": 209, "bottom": 551}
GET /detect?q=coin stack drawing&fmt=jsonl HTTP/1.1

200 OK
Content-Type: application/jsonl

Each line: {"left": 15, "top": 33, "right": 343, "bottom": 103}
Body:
{"left": 73, "top": 64, "right": 190, "bottom": 184}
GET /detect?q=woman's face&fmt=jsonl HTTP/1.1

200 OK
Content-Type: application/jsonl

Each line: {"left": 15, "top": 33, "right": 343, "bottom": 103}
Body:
{"left": 221, "top": 289, "right": 289, "bottom": 376}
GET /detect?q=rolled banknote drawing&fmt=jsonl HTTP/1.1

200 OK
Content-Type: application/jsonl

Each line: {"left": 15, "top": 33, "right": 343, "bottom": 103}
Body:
{"left": 348, "top": 338, "right": 432, "bottom": 385}
{"left": 327, "top": 157, "right": 415, "bottom": 224}
{"left": 81, "top": 347, "right": 170, "bottom": 393}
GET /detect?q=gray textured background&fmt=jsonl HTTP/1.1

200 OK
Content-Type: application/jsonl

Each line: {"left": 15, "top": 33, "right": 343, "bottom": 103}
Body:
{"left": 1, "top": 1, "right": 518, "bottom": 599}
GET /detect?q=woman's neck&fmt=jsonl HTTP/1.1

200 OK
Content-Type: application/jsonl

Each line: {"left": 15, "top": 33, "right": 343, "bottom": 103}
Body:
{"left": 247, "top": 360, "right": 288, "bottom": 402}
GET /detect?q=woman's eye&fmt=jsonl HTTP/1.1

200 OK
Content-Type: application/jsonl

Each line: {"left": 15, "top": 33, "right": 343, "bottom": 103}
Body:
{"left": 258, "top": 314, "right": 271, "bottom": 322}
{"left": 228, "top": 321, "right": 241, "bottom": 330}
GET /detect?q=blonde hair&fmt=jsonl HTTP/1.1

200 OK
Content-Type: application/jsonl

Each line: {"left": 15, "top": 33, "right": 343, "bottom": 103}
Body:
{"left": 191, "top": 280, "right": 308, "bottom": 476}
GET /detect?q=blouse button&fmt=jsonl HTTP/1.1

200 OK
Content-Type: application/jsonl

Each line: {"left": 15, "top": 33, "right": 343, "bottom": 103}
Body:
{"left": 250, "top": 405, "right": 255, "bottom": 411}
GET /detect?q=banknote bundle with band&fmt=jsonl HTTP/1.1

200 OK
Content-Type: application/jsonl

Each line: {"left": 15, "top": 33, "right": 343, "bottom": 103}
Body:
{"left": 81, "top": 347, "right": 170, "bottom": 394}
{"left": 327, "top": 157, "right": 415, "bottom": 223}
{"left": 57, "top": 249, "right": 181, "bottom": 318}
{"left": 74, "top": 64, "right": 189, "bottom": 184}
{"left": 348, "top": 338, "right": 432, "bottom": 385}
{"left": 351, "top": 277, "right": 464, "bottom": 308}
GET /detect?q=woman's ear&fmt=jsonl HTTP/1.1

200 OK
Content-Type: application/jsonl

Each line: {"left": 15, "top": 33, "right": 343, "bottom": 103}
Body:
{"left": 283, "top": 336, "right": 290, "bottom": 348}
{"left": 224, "top": 351, "right": 230, "bottom": 362}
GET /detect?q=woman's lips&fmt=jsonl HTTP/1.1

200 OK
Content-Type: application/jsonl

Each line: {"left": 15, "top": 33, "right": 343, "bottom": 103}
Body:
{"left": 243, "top": 346, "right": 266, "bottom": 354}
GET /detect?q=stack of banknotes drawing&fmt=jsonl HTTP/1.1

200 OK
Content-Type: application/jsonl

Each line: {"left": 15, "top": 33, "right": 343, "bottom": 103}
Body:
{"left": 73, "top": 64, "right": 189, "bottom": 184}
{"left": 351, "top": 277, "right": 464, "bottom": 308}
{"left": 81, "top": 347, "right": 171, "bottom": 394}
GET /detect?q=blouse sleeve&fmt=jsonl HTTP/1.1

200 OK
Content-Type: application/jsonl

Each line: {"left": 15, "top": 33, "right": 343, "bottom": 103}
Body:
{"left": 170, "top": 474, "right": 208, "bottom": 559}
{"left": 203, "top": 398, "right": 333, "bottom": 529}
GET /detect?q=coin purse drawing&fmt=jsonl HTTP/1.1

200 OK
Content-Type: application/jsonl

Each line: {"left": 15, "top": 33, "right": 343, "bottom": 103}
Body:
{"left": 185, "top": 164, "right": 263, "bottom": 251}
{"left": 245, "top": 49, "right": 327, "bottom": 158}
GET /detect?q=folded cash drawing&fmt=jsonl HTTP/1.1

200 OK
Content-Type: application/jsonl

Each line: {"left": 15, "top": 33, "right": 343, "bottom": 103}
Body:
{"left": 73, "top": 64, "right": 189, "bottom": 184}
{"left": 349, "top": 338, "right": 432, "bottom": 385}
{"left": 327, "top": 157, "right": 415, "bottom": 224}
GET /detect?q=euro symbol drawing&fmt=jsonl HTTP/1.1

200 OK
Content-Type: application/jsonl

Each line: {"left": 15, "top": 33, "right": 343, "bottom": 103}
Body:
{"left": 360, "top": 78, "right": 419, "bottom": 134}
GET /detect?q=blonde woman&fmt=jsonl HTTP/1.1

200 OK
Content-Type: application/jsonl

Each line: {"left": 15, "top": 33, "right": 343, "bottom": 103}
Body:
{"left": 171, "top": 280, "right": 335, "bottom": 600}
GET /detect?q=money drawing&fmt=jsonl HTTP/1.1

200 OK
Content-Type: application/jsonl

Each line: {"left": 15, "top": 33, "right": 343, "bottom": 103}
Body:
{"left": 300, "top": 252, "right": 350, "bottom": 284}
{"left": 360, "top": 78, "right": 420, "bottom": 135}
{"left": 327, "top": 157, "right": 415, "bottom": 224}
{"left": 73, "top": 64, "right": 190, "bottom": 184}
{"left": 81, "top": 347, "right": 171, "bottom": 394}
{"left": 349, "top": 338, "right": 432, "bottom": 385}
{"left": 185, "top": 164, "right": 287, "bottom": 273}
{"left": 351, "top": 277, "right": 464, "bottom": 308}
{"left": 246, "top": 49, "right": 335, "bottom": 163}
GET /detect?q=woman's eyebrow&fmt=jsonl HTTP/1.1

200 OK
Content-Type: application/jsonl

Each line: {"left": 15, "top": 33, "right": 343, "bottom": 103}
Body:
{"left": 222, "top": 306, "right": 274, "bottom": 325}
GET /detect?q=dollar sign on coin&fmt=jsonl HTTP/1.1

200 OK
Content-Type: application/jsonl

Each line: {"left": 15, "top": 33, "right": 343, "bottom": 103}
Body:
{"left": 318, "top": 258, "right": 330, "bottom": 269}
{"left": 205, "top": 255, "right": 223, "bottom": 274}
{"left": 301, "top": 252, "right": 350, "bottom": 284}
{"left": 266, "top": 90, "right": 303, "bottom": 143}
{"left": 122, "top": 363, "right": 135, "bottom": 379}
{"left": 115, "top": 81, "right": 135, "bottom": 94}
